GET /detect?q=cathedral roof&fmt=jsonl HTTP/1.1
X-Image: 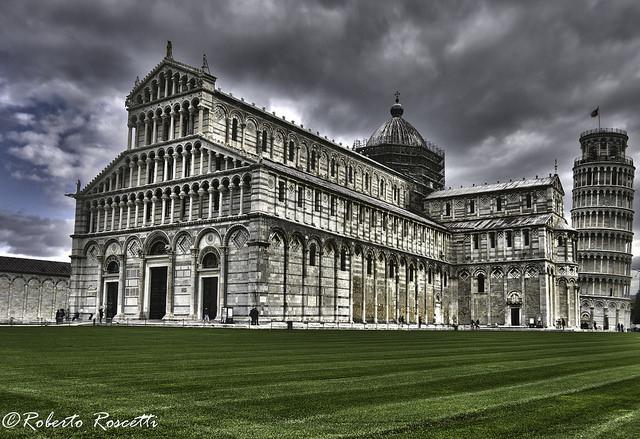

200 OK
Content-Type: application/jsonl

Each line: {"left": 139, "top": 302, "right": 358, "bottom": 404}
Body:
{"left": 366, "top": 97, "right": 428, "bottom": 149}
{"left": 426, "top": 176, "right": 562, "bottom": 199}
{"left": 0, "top": 256, "right": 71, "bottom": 277}
{"left": 444, "top": 213, "right": 573, "bottom": 232}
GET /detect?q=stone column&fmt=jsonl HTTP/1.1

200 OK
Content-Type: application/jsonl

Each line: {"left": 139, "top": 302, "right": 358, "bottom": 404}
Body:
{"left": 239, "top": 182, "right": 244, "bottom": 215}
{"left": 152, "top": 115, "right": 158, "bottom": 144}
{"left": 115, "top": 168, "right": 121, "bottom": 189}
{"left": 103, "top": 204, "right": 109, "bottom": 231}
{"left": 179, "top": 191, "right": 186, "bottom": 222}
{"left": 208, "top": 150, "right": 213, "bottom": 173}
{"left": 126, "top": 200, "right": 132, "bottom": 229}
{"left": 164, "top": 156, "right": 169, "bottom": 181}
{"left": 138, "top": 256, "right": 146, "bottom": 318}
{"left": 142, "top": 199, "right": 148, "bottom": 227}
{"left": 144, "top": 120, "right": 150, "bottom": 145}
{"left": 118, "top": 200, "right": 125, "bottom": 230}
{"left": 189, "top": 107, "right": 197, "bottom": 135}
{"left": 117, "top": 254, "right": 126, "bottom": 318}
{"left": 128, "top": 162, "right": 134, "bottom": 188}
{"left": 169, "top": 111, "right": 175, "bottom": 141}
{"left": 199, "top": 148, "right": 204, "bottom": 175}
{"left": 179, "top": 110, "right": 185, "bottom": 138}
{"left": 190, "top": 248, "right": 199, "bottom": 319}
{"left": 208, "top": 187, "right": 214, "bottom": 218}
{"left": 197, "top": 188, "right": 205, "bottom": 219}
{"left": 155, "top": 157, "right": 162, "bottom": 183}
{"left": 165, "top": 250, "right": 175, "bottom": 319}
{"left": 96, "top": 256, "right": 104, "bottom": 318}
{"left": 218, "top": 189, "right": 223, "bottom": 218}
{"left": 127, "top": 124, "right": 133, "bottom": 149}
{"left": 150, "top": 196, "right": 157, "bottom": 226}
{"left": 134, "top": 200, "right": 140, "bottom": 228}
{"left": 181, "top": 150, "right": 188, "bottom": 178}
{"left": 89, "top": 208, "right": 95, "bottom": 233}
{"left": 164, "top": 76, "right": 170, "bottom": 98}
{"left": 190, "top": 149, "right": 196, "bottom": 176}
{"left": 172, "top": 153, "right": 177, "bottom": 180}
{"left": 161, "top": 195, "right": 168, "bottom": 225}
{"left": 169, "top": 193, "right": 176, "bottom": 224}
{"left": 188, "top": 193, "right": 194, "bottom": 222}
{"left": 318, "top": 248, "right": 323, "bottom": 321}
{"left": 198, "top": 106, "right": 204, "bottom": 134}
{"left": 137, "top": 161, "right": 142, "bottom": 187}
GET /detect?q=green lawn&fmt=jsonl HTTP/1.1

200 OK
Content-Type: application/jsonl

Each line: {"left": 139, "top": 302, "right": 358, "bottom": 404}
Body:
{"left": 1, "top": 328, "right": 639, "bottom": 438}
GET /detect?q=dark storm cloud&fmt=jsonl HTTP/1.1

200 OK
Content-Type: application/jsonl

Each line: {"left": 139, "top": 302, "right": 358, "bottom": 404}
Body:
{"left": 0, "top": 210, "right": 73, "bottom": 259}
{"left": 0, "top": 0, "right": 639, "bottom": 259}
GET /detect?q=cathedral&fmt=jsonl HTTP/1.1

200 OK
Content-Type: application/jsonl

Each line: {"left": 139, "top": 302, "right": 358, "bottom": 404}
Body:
{"left": 67, "top": 43, "right": 631, "bottom": 329}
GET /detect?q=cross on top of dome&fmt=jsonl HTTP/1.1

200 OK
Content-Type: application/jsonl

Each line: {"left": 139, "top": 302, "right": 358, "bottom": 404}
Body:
{"left": 390, "top": 91, "right": 404, "bottom": 118}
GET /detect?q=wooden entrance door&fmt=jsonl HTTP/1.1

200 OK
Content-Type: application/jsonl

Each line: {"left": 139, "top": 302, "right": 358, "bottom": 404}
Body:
{"left": 149, "top": 267, "right": 167, "bottom": 319}
{"left": 202, "top": 277, "right": 218, "bottom": 320}
{"left": 106, "top": 282, "right": 118, "bottom": 319}
{"left": 511, "top": 307, "right": 520, "bottom": 326}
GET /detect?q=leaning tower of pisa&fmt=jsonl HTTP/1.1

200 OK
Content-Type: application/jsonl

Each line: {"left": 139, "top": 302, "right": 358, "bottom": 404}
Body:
{"left": 572, "top": 128, "right": 635, "bottom": 330}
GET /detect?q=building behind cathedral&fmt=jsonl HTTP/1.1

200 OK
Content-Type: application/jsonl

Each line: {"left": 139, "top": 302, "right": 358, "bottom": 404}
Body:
{"left": 51, "top": 44, "right": 632, "bottom": 329}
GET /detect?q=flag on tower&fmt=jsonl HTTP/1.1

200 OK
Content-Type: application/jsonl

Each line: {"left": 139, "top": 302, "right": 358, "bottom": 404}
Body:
{"left": 590, "top": 106, "right": 599, "bottom": 118}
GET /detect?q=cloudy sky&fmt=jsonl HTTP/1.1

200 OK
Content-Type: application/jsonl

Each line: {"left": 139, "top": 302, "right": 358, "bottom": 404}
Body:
{"left": 0, "top": 0, "right": 639, "bottom": 283}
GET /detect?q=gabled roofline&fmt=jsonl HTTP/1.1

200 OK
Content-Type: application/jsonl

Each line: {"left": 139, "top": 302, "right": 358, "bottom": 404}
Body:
{"left": 126, "top": 56, "right": 216, "bottom": 101}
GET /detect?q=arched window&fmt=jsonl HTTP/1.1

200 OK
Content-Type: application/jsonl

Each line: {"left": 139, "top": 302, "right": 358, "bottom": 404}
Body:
{"left": 526, "top": 194, "right": 532, "bottom": 208}
{"left": 106, "top": 260, "right": 119, "bottom": 274}
{"left": 366, "top": 255, "right": 373, "bottom": 276}
{"left": 445, "top": 202, "right": 451, "bottom": 216}
{"left": 380, "top": 180, "right": 385, "bottom": 196}
{"left": 288, "top": 141, "right": 295, "bottom": 162}
{"left": 340, "top": 248, "right": 347, "bottom": 271}
{"left": 477, "top": 273, "right": 485, "bottom": 293}
{"left": 261, "top": 130, "right": 268, "bottom": 151}
{"left": 309, "top": 244, "right": 317, "bottom": 266}
{"left": 330, "top": 159, "right": 336, "bottom": 177}
{"left": 149, "top": 240, "right": 168, "bottom": 255}
{"left": 202, "top": 252, "right": 218, "bottom": 269}
{"left": 231, "top": 118, "right": 238, "bottom": 141}
{"left": 348, "top": 166, "right": 353, "bottom": 183}
{"left": 309, "top": 151, "right": 317, "bottom": 171}
{"left": 496, "top": 197, "right": 502, "bottom": 211}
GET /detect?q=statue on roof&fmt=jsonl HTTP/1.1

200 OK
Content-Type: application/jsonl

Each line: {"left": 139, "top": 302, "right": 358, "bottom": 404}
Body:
{"left": 166, "top": 40, "right": 173, "bottom": 59}
{"left": 202, "top": 53, "right": 210, "bottom": 73}
{"left": 76, "top": 179, "right": 81, "bottom": 193}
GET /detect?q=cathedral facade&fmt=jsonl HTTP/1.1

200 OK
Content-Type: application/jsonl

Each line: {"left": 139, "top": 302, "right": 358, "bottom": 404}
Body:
{"left": 69, "top": 44, "right": 584, "bottom": 328}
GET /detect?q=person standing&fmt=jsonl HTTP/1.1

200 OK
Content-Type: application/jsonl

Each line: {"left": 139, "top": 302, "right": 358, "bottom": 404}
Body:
{"left": 203, "top": 308, "right": 210, "bottom": 322}
{"left": 561, "top": 318, "right": 565, "bottom": 330}
{"left": 98, "top": 307, "right": 104, "bottom": 324}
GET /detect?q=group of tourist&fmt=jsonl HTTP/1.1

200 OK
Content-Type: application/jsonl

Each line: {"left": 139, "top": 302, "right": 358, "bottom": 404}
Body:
{"left": 579, "top": 320, "right": 626, "bottom": 331}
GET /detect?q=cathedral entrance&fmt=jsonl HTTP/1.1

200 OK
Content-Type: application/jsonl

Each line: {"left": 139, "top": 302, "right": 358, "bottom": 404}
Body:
{"left": 105, "top": 282, "right": 118, "bottom": 319}
{"left": 510, "top": 307, "right": 520, "bottom": 326}
{"left": 201, "top": 277, "right": 218, "bottom": 320}
{"left": 149, "top": 267, "right": 167, "bottom": 319}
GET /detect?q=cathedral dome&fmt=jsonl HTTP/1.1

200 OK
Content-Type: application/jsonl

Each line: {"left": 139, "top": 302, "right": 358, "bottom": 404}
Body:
{"left": 366, "top": 96, "right": 427, "bottom": 148}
